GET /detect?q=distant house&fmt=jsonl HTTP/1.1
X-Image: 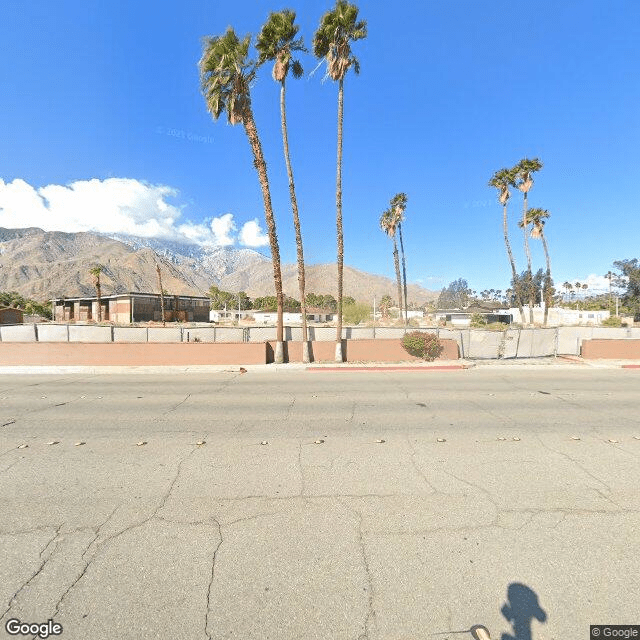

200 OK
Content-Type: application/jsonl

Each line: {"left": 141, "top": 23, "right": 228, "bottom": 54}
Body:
{"left": 253, "top": 311, "right": 304, "bottom": 324}
{"left": 210, "top": 309, "right": 251, "bottom": 322}
{"left": 252, "top": 308, "right": 335, "bottom": 324}
{"left": 388, "top": 307, "right": 424, "bottom": 320}
{"left": 435, "top": 305, "right": 513, "bottom": 327}
{"left": 508, "top": 306, "right": 610, "bottom": 326}
{"left": 305, "top": 307, "right": 336, "bottom": 323}
{"left": 53, "top": 293, "right": 210, "bottom": 324}
{"left": 0, "top": 307, "right": 24, "bottom": 324}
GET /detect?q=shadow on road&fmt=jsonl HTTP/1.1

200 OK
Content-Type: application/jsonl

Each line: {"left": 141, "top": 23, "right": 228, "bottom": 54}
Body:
{"left": 500, "top": 582, "right": 547, "bottom": 640}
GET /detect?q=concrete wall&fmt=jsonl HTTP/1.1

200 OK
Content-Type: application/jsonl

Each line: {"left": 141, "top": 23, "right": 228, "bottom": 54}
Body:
{"left": 68, "top": 326, "right": 113, "bottom": 343}
{"left": 273, "top": 339, "right": 459, "bottom": 363}
{"left": 0, "top": 324, "right": 37, "bottom": 342}
{"left": 37, "top": 324, "right": 70, "bottom": 342}
{"left": 346, "top": 338, "right": 458, "bottom": 363}
{"left": 114, "top": 327, "right": 149, "bottom": 343}
{"left": 2, "top": 324, "right": 639, "bottom": 361}
{"left": 581, "top": 339, "right": 640, "bottom": 359}
{"left": 0, "top": 343, "right": 266, "bottom": 366}
{"left": 147, "top": 327, "right": 183, "bottom": 343}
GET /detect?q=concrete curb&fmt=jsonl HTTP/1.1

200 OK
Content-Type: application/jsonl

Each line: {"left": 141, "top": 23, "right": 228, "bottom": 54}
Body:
{"left": 307, "top": 365, "right": 467, "bottom": 372}
{"left": 1, "top": 358, "right": 639, "bottom": 374}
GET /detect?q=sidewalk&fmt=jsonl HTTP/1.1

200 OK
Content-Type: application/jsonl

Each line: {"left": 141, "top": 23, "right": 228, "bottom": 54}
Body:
{"left": 1, "top": 356, "right": 639, "bottom": 374}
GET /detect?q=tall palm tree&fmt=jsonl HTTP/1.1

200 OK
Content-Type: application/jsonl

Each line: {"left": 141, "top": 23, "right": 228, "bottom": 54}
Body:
{"left": 605, "top": 270, "right": 613, "bottom": 311}
{"left": 313, "top": 0, "right": 367, "bottom": 362}
{"left": 256, "top": 10, "right": 310, "bottom": 362}
{"left": 489, "top": 167, "right": 526, "bottom": 325}
{"left": 514, "top": 157, "right": 543, "bottom": 323}
{"left": 390, "top": 192, "right": 409, "bottom": 326}
{"left": 380, "top": 294, "right": 392, "bottom": 319}
{"left": 200, "top": 27, "right": 285, "bottom": 363}
{"left": 89, "top": 265, "right": 103, "bottom": 322}
{"left": 574, "top": 281, "right": 582, "bottom": 309}
{"left": 519, "top": 207, "right": 553, "bottom": 325}
{"left": 380, "top": 208, "right": 403, "bottom": 322}
{"left": 156, "top": 263, "right": 166, "bottom": 326}
{"left": 562, "top": 281, "right": 572, "bottom": 303}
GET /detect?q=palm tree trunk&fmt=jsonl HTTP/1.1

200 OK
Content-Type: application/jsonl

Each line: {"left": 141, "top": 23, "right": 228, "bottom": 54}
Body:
{"left": 243, "top": 109, "right": 284, "bottom": 363}
{"left": 523, "top": 192, "right": 534, "bottom": 324}
{"left": 398, "top": 222, "right": 408, "bottom": 326}
{"left": 540, "top": 231, "right": 552, "bottom": 326}
{"left": 335, "top": 78, "right": 344, "bottom": 362}
{"left": 156, "top": 264, "right": 166, "bottom": 326}
{"left": 96, "top": 276, "right": 102, "bottom": 323}
{"left": 280, "top": 79, "right": 309, "bottom": 363}
{"left": 392, "top": 238, "right": 402, "bottom": 323}
{"left": 504, "top": 204, "right": 526, "bottom": 324}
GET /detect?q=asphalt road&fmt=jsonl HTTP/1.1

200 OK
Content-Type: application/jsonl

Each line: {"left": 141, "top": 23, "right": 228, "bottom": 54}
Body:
{"left": 1, "top": 368, "right": 639, "bottom": 640}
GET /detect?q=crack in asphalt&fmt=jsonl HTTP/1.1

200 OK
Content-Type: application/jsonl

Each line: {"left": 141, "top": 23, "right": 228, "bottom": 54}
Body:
{"left": 298, "top": 441, "right": 306, "bottom": 497}
{"left": 164, "top": 393, "right": 192, "bottom": 415}
{"left": 535, "top": 435, "right": 618, "bottom": 500}
{"left": 50, "top": 446, "right": 199, "bottom": 615}
{"left": 285, "top": 396, "right": 296, "bottom": 421}
{"left": 0, "top": 524, "right": 62, "bottom": 622}
{"left": 51, "top": 506, "right": 120, "bottom": 619}
{"left": 204, "top": 518, "right": 223, "bottom": 640}
{"left": 406, "top": 438, "right": 437, "bottom": 493}
{"left": 355, "top": 510, "right": 375, "bottom": 640}
{"left": 335, "top": 499, "right": 376, "bottom": 640}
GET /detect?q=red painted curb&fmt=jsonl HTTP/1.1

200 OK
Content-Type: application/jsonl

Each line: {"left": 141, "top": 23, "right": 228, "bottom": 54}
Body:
{"left": 306, "top": 365, "right": 467, "bottom": 372}
{"left": 621, "top": 364, "right": 640, "bottom": 369}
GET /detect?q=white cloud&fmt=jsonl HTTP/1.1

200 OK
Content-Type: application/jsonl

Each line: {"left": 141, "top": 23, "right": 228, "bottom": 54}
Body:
{"left": 559, "top": 274, "right": 615, "bottom": 293}
{"left": 210, "top": 213, "right": 236, "bottom": 246}
{"left": 239, "top": 218, "right": 269, "bottom": 247}
{"left": 0, "top": 177, "right": 256, "bottom": 248}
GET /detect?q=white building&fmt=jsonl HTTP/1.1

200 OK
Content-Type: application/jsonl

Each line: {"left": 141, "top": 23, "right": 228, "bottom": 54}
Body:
{"left": 252, "top": 309, "right": 336, "bottom": 324}
{"left": 508, "top": 306, "right": 610, "bottom": 325}
{"left": 209, "top": 309, "right": 251, "bottom": 322}
{"left": 253, "top": 311, "right": 303, "bottom": 324}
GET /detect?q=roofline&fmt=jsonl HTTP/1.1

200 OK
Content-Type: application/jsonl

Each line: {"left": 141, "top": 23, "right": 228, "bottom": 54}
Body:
{"left": 51, "top": 292, "right": 210, "bottom": 302}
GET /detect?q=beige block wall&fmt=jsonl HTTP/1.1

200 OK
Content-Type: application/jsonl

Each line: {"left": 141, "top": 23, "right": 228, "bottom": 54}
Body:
{"left": 270, "top": 339, "right": 459, "bottom": 363}
{"left": 581, "top": 339, "right": 640, "bottom": 359}
{"left": 0, "top": 343, "right": 266, "bottom": 366}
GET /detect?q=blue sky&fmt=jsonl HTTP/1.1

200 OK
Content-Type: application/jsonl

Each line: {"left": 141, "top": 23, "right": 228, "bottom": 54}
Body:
{"left": 1, "top": 0, "right": 639, "bottom": 296}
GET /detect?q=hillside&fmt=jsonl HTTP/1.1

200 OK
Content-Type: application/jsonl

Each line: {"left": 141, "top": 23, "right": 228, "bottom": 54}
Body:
{"left": 0, "top": 227, "right": 437, "bottom": 305}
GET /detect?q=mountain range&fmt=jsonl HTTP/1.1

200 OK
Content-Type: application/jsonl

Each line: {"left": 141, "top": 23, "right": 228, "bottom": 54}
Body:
{"left": 0, "top": 227, "right": 437, "bottom": 304}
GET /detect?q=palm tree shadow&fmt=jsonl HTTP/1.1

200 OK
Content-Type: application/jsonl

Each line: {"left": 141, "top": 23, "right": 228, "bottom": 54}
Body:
{"left": 500, "top": 583, "right": 547, "bottom": 640}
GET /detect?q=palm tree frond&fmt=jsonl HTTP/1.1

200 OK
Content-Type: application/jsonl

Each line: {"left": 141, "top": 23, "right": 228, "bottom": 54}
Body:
{"left": 200, "top": 28, "right": 254, "bottom": 124}
{"left": 257, "top": 10, "right": 306, "bottom": 82}
{"left": 291, "top": 59, "right": 304, "bottom": 79}
{"left": 313, "top": 1, "right": 366, "bottom": 81}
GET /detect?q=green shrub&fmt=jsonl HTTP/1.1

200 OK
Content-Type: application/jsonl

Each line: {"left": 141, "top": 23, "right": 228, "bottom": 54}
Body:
{"left": 342, "top": 302, "right": 371, "bottom": 325}
{"left": 401, "top": 331, "right": 444, "bottom": 361}
{"left": 470, "top": 313, "right": 487, "bottom": 328}
{"left": 601, "top": 316, "right": 622, "bottom": 327}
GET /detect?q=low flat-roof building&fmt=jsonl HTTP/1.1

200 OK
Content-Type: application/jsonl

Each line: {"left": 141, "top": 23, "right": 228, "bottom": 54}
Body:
{"left": 53, "top": 293, "right": 210, "bottom": 324}
{"left": 435, "top": 306, "right": 513, "bottom": 327}
{"left": 0, "top": 307, "right": 24, "bottom": 324}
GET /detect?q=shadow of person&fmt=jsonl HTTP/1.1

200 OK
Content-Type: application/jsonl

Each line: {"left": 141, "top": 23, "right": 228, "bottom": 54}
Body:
{"left": 500, "top": 582, "right": 547, "bottom": 640}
